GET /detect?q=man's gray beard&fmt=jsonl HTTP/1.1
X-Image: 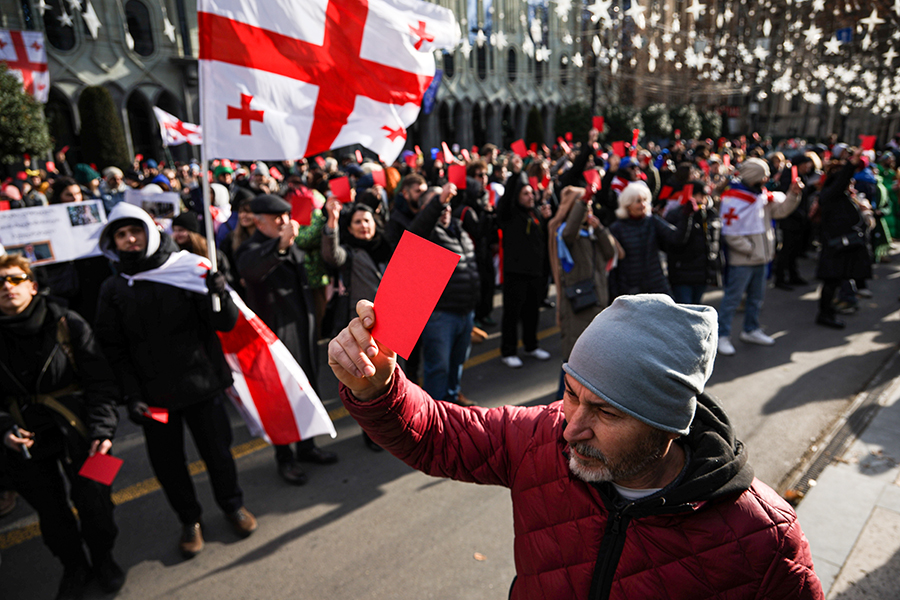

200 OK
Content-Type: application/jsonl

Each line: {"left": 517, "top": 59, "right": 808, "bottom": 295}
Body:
{"left": 567, "top": 438, "right": 668, "bottom": 484}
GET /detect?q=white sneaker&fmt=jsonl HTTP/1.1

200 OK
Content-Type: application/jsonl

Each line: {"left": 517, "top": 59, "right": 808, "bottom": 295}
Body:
{"left": 523, "top": 348, "right": 551, "bottom": 360}
{"left": 501, "top": 355, "right": 523, "bottom": 368}
{"left": 739, "top": 329, "right": 775, "bottom": 346}
{"left": 717, "top": 336, "right": 736, "bottom": 356}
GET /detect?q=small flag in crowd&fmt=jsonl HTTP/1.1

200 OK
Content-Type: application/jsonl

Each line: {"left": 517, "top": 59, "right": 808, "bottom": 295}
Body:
{"left": 121, "top": 251, "right": 337, "bottom": 446}
{"left": 198, "top": 0, "right": 460, "bottom": 163}
{"left": 153, "top": 107, "right": 203, "bottom": 147}
{"left": 0, "top": 29, "right": 49, "bottom": 103}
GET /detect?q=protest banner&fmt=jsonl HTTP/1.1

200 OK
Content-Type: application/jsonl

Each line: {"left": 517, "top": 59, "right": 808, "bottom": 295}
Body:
{"left": 0, "top": 200, "right": 106, "bottom": 265}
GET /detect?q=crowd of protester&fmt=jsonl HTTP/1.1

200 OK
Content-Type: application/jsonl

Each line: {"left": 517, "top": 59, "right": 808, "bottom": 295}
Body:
{"left": 0, "top": 128, "right": 897, "bottom": 599}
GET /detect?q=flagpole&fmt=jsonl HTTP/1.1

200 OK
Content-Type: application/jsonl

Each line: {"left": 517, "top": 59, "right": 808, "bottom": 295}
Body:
{"left": 200, "top": 157, "right": 221, "bottom": 312}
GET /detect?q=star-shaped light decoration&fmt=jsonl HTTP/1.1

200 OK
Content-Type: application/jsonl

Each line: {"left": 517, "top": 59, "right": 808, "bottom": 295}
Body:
{"left": 492, "top": 31, "right": 508, "bottom": 50}
{"left": 37, "top": 0, "right": 49, "bottom": 15}
{"left": 459, "top": 38, "right": 472, "bottom": 59}
{"left": 685, "top": 0, "right": 706, "bottom": 21}
{"left": 664, "top": 48, "right": 677, "bottom": 62}
{"left": 610, "top": 55, "right": 619, "bottom": 74}
{"left": 163, "top": 17, "right": 176, "bottom": 43}
{"left": 723, "top": 6, "right": 733, "bottom": 22}
{"left": 753, "top": 44, "right": 770, "bottom": 61}
{"left": 861, "top": 34, "right": 872, "bottom": 51}
{"left": 894, "top": 0, "right": 900, "bottom": 17}
{"left": 535, "top": 46, "right": 552, "bottom": 62}
{"left": 125, "top": 31, "right": 134, "bottom": 50}
{"left": 782, "top": 38, "right": 795, "bottom": 53}
{"left": 555, "top": 0, "right": 572, "bottom": 21}
{"left": 811, "top": 0, "right": 825, "bottom": 12}
{"left": 625, "top": 1, "right": 646, "bottom": 29}
{"left": 648, "top": 41, "right": 659, "bottom": 58}
{"left": 632, "top": 34, "right": 643, "bottom": 48}
{"left": 661, "top": 32, "right": 673, "bottom": 44}
{"left": 522, "top": 37, "right": 535, "bottom": 58}
{"left": 475, "top": 29, "right": 487, "bottom": 47}
{"left": 649, "top": 10, "right": 661, "bottom": 26}
{"left": 530, "top": 18, "right": 542, "bottom": 44}
{"left": 66, "top": 0, "right": 81, "bottom": 10}
{"left": 672, "top": 15, "right": 680, "bottom": 32}
{"left": 823, "top": 37, "right": 841, "bottom": 55}
{"left": 592, "top": 35, "right": 602, "bottom": 56}
{"left": 859, "top": 8, "right": 885, "bottom": 33}
{"left": 572, "top": 52, "right": 583, "bottom": 67}
{"left": 587, "top": 0, "right": 614, "bottom": 25}
{"left": 884, "top": 46, "right": 898, "bottom": 65}
{"left": 82, "top": 1, "right": 102, "bottom": 39}
{"left": 649, "top": 56, "right": 656, "bottom": 72}
{"left": 802, "top": 24, "right": 822, "bottom": 47}
{"left": 763, "top": 19, "right": 772, "bottom": 37}
{"left": 562, "top": 32, "right": 573, "bottom": 46}
{"left": 58, "top": 9, "right": 74, "bottom": 27}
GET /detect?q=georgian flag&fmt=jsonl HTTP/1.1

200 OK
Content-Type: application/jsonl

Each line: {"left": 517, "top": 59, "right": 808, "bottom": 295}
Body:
{"left": 198, "top": 0, "right": 459, "bottom": 163}
{"left": 0, "top": 29, "right": 49, "bottom": 103}
{"left": 153, "top": 107, "right": 203, "bottom": 146}
{"left": 720, "top": 182, "right": 785, "bottom": 236}
{"left": 121, "top": 251, "right": 337, "bottom": 445}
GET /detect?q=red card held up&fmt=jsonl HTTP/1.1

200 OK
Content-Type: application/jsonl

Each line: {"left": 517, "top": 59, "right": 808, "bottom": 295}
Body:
{"left": 680, "top": 184, "right": 694, "bottom": 205}
{"left": 583, "top": 169, "right": 601, "bottom": 190}
{"left": 355, "top": 149, "right": 363, "bottom": 164}
{"left": 529, "top": 142, "right": 538, "bottom": 154}
{"left": 723, "top": 154, "right": 731, "bottom": 169}
{"left": 528, "top": 176, "right": 540, "bottom": 191}
{"left": 442, "top": 141, "right": 455, "bottom": 164}
{"left": 511, "top": 139, "right": 528, "bottom": 158}
{"left": 404, "top": 154, "right": 418, "bottom": 168}
{"left": 565, "top": 132, "right": 573, "bottom": 142}
{"left": 329, "top": 176, "right": 352, "bottom": 203}
{"left": 145, "top": 407, "right": 169, "bottom": 423}
{"left": 79, "top": 453, "right": 123, "bottom": 486}
{"left": 460, "top": 148, "right": 471, "bottom": 162}
{"left": 612, "top": 141, "right": 626, "bottom": 157}
{"left": 371, "top": 169, "right": 387, "bottom": 187}
{"left": 448, "top": 164, "right": 467, "bottom": 189}
{"left": 314, "top": 156, "right": 326, "bottom": 169}
{"left": 593, "top": 116, "right": 604, "bottom": 131}
{"left": 791, "top": 165, "right": 798, "bottom": 184}
{"left": 372, "top": 231, "right": 461, "bottom": 360}
{"left": 859, "top": 135, "right": 876, "bottom": 151}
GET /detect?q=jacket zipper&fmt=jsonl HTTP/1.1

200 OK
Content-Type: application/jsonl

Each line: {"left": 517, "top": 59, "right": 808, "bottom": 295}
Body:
{"left": 589, "top": 509, "right": 632, "bottom": 600}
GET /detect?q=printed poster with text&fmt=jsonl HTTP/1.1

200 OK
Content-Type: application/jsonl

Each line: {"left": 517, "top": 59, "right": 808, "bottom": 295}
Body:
{"left": 0, "top": 201, "right": 107, "bottom": 265}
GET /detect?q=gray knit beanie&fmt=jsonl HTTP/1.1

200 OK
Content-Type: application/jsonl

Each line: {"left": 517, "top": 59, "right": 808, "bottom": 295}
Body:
{"left": 739, "top": 157, "right": 770, "bottom": 187}
{"left": 562, "top": 294, "right": 718, "bottom": 435}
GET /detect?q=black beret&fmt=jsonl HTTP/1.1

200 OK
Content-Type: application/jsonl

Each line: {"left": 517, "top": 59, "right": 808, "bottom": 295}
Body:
{"left": 249, "top": 194, "right": 291, "bottom": 215}
{"left": 172, "top": 211, "right": 200, "bottom": 233}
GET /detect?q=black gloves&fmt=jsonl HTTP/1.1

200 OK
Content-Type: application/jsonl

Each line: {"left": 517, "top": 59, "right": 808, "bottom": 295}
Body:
{"left": 128, "top": 400, "right": 152, "bottom": 426}
{"left": 205, "top": 271, "right": 227, "bottom": 296}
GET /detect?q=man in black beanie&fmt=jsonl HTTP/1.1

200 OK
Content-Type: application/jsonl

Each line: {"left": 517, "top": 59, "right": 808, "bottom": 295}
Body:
{"left": 235, "top": 195, "right": 338, "bottom": 486}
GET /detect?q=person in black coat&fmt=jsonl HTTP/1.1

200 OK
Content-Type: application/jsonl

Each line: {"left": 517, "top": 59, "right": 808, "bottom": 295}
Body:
{"left": 665, "top": 182, "right": 722, "bottom": 304}
{"left": 235, "top": 195, "right": 338, "bottom": 486}
{"left": 814, "top": 149, "right": 874, "bottom": 329}
{"left": 497, "top": 172, "right": 553, "bottom": 368}
{"left": 408, "top": 186, "right": 480, "bottom": 406}
{"left": 0, "top": 254, "right": 123, "bottom": 599}
{"left": 774, "top": 154, "right": 816, "bottom": 289}
{"left": 94, "top": 203, "right": 257, "bottom": 560}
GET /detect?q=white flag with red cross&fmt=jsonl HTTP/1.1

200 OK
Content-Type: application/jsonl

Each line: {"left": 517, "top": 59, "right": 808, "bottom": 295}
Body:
{"left": 197, "top": 0, "right": 459, "bottom": 163}
{"left": 0, "top": 29, "right": 49, "bottom": 103}
{"left": 153, "top": 107, "right": 203, "bottom": 146}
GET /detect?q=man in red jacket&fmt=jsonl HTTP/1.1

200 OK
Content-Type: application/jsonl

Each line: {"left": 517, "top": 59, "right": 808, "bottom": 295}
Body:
{"left": 328, "top": 294, "right": 824, "bottom": 600}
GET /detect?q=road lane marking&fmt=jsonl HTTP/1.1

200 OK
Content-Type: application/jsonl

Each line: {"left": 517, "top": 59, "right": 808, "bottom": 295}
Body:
{"left": 0, "top": 325, "right": 560, "bottom": 550}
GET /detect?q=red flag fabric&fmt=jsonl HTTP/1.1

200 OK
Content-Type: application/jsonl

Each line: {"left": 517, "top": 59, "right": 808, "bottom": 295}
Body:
{"left": 153, "top": 107, "right": 203, "bottom": 146}
{"left": 511, "top": 139, "right": 527, "bottom": 157}
{"left": 198, "top": 0, "right": 460, "bottom": 163}
{"left": 0, "top": 29, "right": 49, "bottom": 103}
{"left": 122, "top": 251, "right": 337, "bottom": 445}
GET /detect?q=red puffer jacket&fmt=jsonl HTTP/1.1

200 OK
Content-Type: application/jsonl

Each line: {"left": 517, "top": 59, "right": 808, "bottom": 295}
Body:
{"left": 341, "top": 369, "right": 824, "bottom": 600}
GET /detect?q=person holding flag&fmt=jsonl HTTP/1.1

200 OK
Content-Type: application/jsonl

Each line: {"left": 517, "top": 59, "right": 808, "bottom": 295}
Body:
{"left": 94, "top": 203, "right": 258, "bottom": 559}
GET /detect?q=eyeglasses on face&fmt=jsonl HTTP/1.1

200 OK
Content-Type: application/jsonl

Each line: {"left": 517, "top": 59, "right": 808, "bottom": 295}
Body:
{"left": 0, "top": 274, "right": 31, "bottom": 285}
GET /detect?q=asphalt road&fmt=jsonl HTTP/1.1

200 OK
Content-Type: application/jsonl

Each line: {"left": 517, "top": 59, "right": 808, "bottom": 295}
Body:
{"left": 2, "top": 251, "right": 899, "bottom": 600}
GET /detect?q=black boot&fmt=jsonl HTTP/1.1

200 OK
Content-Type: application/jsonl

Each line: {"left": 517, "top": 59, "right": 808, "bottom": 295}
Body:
{"left": 816, "top": 313, "right": 846, "bottom": 329}
{"left": 93, "top": 551, "right": 125, "bottom": 593}
{"left": 56, "top": 557, "right": 92, "bottom": 600}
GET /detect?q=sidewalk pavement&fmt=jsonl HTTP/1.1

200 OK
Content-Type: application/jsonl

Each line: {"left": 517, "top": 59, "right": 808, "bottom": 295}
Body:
{"left": 795, "top": 350, "right": 900, "bottom": 599}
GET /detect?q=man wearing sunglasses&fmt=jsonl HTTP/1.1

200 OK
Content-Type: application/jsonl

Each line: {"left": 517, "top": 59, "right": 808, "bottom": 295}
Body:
{"left": 0, "top": 255, "right": 123, "bottom": 599}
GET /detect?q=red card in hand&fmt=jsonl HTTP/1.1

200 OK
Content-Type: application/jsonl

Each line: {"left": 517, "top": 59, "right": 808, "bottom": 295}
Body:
{"left": 404, "top": 154, "right": 418, "bottom": 168}
{"left": 565, "top": 132, "right": 573, "bottom": 142}
{"left": 529, "top": 176, "right": 540, "bottom": 191}
{"left": 371, "top": 169, "right": 387, "bottom": 187}
{"left": 442, "top": 142, "right": 455, "bottom": 164}
{"left": 329, "top": 176, "right": 352, "bottom": 203}
{"left": 612, "top": 141, "right": 626, "bottom": 157}
{"left": 448, "top": 164, "right": 467, "bottom": 189}
{"left": 461, "top": 148, "right": 471, "bottom": 162}
{"left": 145, "top": 407, "right": 169, "bottom": 423}
{"left": 511, "top": 139, "right": 528, "bottom": 158}
{"left": 372, "top": 231, "right": 461, "bottom": 360}
{"left": 355, "top": 150, "right": 363, "bottom": 164}
{"left": 79, "top": 453, "right": 123, "bottom": 486}
{"left": 314, "top": 156, "right": 326, "bottom": 169}
{"left": 723, "top": 154, "right": 731, "bottom": 169}
{"left": 529, "top": 142, "right": 538, "bottom": 154}
{"left": 859, "top": 135, "right": 876, "bottom": 151}
{"left": 791, "top": 165, "right": 798, "bottom": 184}
{"left": 593, "top": 116, "right": 604, "bottom": 131}
{"left": 583, "top": 169, "right": 601, "bottom": 190}
{"left": 0, "top": 201, "right": 10, "bottom": 211}
{"left": 680, "top": 184, "right": 694, "bottom": 205}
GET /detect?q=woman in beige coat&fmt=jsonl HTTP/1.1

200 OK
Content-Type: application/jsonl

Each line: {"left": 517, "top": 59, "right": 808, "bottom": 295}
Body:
{"left": 548, "top": 186, "right": 618, "bottom": 398}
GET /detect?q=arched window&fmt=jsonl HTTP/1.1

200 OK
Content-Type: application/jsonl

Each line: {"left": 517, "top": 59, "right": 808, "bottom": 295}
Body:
{"left": 476, "top": 46, "right": 488, "bottom": 81}
{"left": 559, "top": 55, "right": 569, "bottom": 86}
{"left": 125, "top": 0, "right": 154, "bottom": 57}
{"left": 534, "top": 58, "right": 544, "bottom": 86}
{"left": 443, "top": 51, "right": 455, "bottom": 79}
{"left": 45, "top": 0, "right": 77, "bottom": 51}
{"left": 507, "top": 49, "right": 517, "bottom": 82}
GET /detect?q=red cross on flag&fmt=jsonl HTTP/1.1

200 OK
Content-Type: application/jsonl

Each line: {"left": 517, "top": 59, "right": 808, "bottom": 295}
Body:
{"left": 153, "top": 107, "right": 203, "bottom": 146}
{"left": 0, "top": 29, "right": 49, "bottom": 103}
{"left": 198, "top": 0, "right": 459, "bottom": 163}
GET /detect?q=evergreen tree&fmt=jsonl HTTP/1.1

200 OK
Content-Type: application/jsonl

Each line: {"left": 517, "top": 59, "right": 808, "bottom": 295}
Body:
{"left": 669, "top": 105, "right": 702, "bottom": 141}
{"left": 554, "top": 102, "right": 592, "bottom": 144}
{"left": 700, "top": 110, "right": 723, "bottom": 140}
{"left": 641, "top": 104, "right": 673, "bottom": 140}
{"left": 77, "top": 86, "right": 131, "bottom": 170}
{"left": 0, "top": 64, "right": 52, "bottom": 164}
{"left": 601, "top": 105, "right": 643, "bottom": 143}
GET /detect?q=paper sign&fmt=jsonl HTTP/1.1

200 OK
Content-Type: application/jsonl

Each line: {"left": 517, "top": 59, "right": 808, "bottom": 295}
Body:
{"left": 511, "top": 139, "right": 528, "bottom": 158}
{"left": 78, "top": 453, "right": 123, "bottom": 486}
{"left": 448, "top": 164, "right": 467, "bottom": 189}
{"left": 355, "top": 150, "right": 363, "bottom": 164}
{"left": 0, "top": 200, "right": 107, "bottom": 265}
{"left": 124, "top": 188, "right": 181, "bottom": 220}
{"left": 612, "top": 141, "right": 626, "bottom": 157}
{"left": 371, "top": 169, "right": 387, "bottom": 187}
{"left": 329, "top": 176, "right": 352, "bottom": 203}
{"left": 593, "top": 116, "right": 604, "bottom": 131}
{"left": 859, "top": 135, "right": 876, "bottom": 151}
{"left": 372, "top": 231, "right": 460, "bottom": 360}
{"left": 145, "top": 407, "right": 169, "bottom": 423}
{"left": 791, "top": 165, "right": 798, "bottom": 184}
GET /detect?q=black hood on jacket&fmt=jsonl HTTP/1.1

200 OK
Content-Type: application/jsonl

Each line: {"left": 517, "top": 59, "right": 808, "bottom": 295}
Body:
{"left": 500, "top": 172, "right": 530, "bottom": 213}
